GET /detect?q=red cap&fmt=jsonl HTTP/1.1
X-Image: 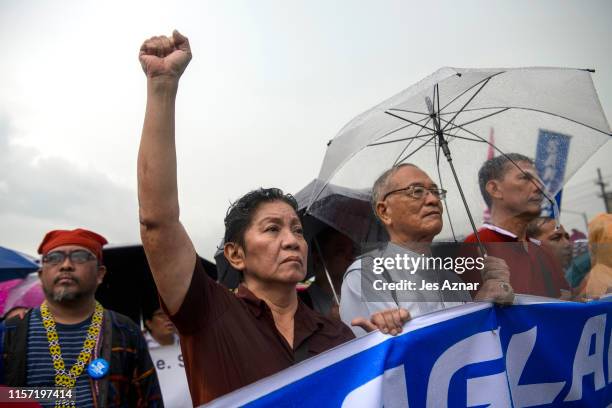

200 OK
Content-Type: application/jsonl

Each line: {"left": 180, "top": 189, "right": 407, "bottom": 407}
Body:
{"left": 37, "top": 228, "right": 108, "bottom": 262}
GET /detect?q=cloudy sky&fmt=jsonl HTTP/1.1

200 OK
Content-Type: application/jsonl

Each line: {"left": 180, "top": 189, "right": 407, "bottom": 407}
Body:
{"left": 1, "top": 0, "right": 611, "bottom": 260}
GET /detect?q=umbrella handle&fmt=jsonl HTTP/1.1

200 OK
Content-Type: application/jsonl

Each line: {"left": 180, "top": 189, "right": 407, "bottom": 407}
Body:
{"left": 426, "top": 93, "right": 488, "bottom": 258}
{"left": 313, "top": 239, "right": 341, "bottom": 306}
{"left": 443, "top": 153, "right": 488, "bottom": 259}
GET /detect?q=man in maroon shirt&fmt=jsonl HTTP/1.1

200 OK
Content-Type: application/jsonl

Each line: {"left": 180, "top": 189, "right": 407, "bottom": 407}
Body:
{"left": 463, "top": 154, "right": 569, "bottom": 298}
{"left": 136, "top": 30, "right": 409, "bottom": 406}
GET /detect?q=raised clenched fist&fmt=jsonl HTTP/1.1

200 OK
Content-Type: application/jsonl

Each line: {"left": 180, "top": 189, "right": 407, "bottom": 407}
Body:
{"left": 139, "top": 30, "right": 192, "bottom": 80}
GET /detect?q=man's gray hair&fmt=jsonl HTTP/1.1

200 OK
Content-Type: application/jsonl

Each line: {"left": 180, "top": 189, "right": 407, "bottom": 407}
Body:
{"left": 478, "top": 153, "right": 534, "bottom": 208}
{"left": 371, "top": 163, "right": 418, "bottom": 217}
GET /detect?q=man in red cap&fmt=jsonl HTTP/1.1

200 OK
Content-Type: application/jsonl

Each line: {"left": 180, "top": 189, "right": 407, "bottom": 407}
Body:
{"left": 36, "top": 228, "right": 108, "bottom": 305}
{"left": 1, "top": 228, "right": 164, "bottom": 407}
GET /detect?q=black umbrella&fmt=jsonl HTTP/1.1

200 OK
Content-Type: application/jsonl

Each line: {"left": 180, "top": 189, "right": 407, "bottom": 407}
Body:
{"left": 294, "top": 179, "right": 388, "bottom": 248}
{"left": 97, "top": 244, "right": 216, "bottom": 324}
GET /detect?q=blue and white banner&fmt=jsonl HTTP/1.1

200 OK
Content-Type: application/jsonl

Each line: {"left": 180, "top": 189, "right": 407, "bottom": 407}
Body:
{"left": 535, "top": 129, "right": 571, "bottom": 217}
{"left": 204, "top": 296, "right": 612, "bottom": 407}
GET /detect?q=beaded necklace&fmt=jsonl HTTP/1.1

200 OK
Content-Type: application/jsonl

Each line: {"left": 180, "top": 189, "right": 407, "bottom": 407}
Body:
{"left": 40, "top": 301, "right": 104, "bottom": 407}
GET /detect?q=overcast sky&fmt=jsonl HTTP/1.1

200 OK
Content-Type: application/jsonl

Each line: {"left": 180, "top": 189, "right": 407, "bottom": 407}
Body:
{"left": 1, "top": 0, "right": 611, "bottom": 260}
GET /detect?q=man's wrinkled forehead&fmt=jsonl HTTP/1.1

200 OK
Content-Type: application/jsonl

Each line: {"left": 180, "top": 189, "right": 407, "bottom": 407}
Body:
{"left": 388, "top": 165, "right": 437, "bottom": 190}
{"left": 503, "top": 160, "right": 538, "bottom": 177}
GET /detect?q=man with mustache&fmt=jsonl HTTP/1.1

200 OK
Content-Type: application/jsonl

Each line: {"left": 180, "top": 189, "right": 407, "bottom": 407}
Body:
{"left": 340, "top": 164, "right": 514, "bottom": 336}
{"left": 463, "top": 154, "right": 570, "bottom": 298}
{"left": 1, "top": 228, "right": 163, "bottom": 407}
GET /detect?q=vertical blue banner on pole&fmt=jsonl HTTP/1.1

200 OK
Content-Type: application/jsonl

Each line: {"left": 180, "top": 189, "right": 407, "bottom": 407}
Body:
{"left": 535, "top": 129, "right": 571, "bottom": 217}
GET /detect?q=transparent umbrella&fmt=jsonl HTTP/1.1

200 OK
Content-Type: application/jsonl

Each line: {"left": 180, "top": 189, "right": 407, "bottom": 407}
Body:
{"left": 306, "top": 67, "right": 612, "bottom": 251}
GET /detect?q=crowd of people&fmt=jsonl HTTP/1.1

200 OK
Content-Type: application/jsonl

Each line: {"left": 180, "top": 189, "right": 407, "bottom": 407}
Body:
{"left": 0, "top": 30, "right": 610, "bottom": 407}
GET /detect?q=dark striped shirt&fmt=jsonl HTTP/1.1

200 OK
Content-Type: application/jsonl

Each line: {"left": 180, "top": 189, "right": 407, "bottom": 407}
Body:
{"left": 26, "top": 308, "right": 95, "bottom": 407}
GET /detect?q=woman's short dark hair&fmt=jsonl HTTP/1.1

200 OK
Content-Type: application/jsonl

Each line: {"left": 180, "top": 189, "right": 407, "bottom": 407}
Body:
{"left": 223, "top": 188, "right": 299, "bottom": 248}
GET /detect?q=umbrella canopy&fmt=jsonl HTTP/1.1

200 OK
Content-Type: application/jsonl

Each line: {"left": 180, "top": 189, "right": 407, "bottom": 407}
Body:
{"left": 295, "top": 179, "right": 386, "bottom": 307}
{"left": 0, "top": 246, "right": 40, "bottom": 281}
{"left": 294, "top": 179, "right": 388, "bottom": 247}
{"left": 0, "top": 279, "right": 24, "bottom": 316}
{"left": 97, "top": 244, "right": 217, "bottom": 324}
{"left": 2, "top": 272, "right": 45, "bottom": 316}
{"left": 307, "top": 67, "right": 612, "bottom": 243}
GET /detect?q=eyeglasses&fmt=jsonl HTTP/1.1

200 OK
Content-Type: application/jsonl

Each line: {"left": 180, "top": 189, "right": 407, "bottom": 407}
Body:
{"left": 43, "top": 250, "right": 96, "bottom": 265}
{"left": 382, "top": 185, "right": 447, "bottom": 201}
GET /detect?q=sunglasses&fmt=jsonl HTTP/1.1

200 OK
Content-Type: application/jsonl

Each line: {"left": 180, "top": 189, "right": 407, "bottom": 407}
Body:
{"left": 43, "top": 250, "right": 97, "bottom": 265}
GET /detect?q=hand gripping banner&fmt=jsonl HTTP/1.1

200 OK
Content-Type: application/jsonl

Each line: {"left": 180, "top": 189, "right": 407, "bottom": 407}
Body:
{"left": 204, "top": 295, "right": 612, "bottom": 407}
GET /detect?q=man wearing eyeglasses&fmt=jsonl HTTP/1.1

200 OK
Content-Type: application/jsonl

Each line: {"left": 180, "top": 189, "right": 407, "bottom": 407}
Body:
{"left": 0, "top": 228, "right": 163, "bottom": 407}
{"left": 340, "top": 164, "right": 514, "bottom": 336}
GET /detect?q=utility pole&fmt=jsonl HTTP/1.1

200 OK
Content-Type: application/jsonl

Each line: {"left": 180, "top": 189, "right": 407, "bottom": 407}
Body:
{"left": 561, "top": 209, "right": 589, "bottom": 231}
{"left": 596, "top": 168, "right": 611, "bottom": 213}
{"left": 595, "top": 168, "right": 610, "bottom": 214}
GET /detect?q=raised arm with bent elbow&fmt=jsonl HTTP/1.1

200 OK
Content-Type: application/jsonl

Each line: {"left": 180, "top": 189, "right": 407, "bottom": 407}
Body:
{"left": 138, "top": 30, "right": 196, "bottom": 315}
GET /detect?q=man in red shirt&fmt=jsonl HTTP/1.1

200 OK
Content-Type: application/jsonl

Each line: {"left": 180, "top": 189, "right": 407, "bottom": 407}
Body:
{"left": 463, "top": 154, "right": 569, "bottom": 298}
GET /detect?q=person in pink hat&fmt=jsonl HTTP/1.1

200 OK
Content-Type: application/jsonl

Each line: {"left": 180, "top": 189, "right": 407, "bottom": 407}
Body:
{"left": 2, "top": 274, "right": 45, "bottom": 320}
